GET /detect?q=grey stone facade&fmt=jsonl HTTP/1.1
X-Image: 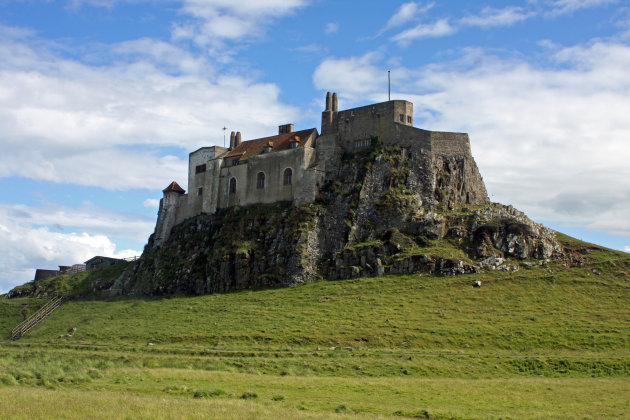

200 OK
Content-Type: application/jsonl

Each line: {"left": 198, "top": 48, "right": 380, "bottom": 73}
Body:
{"left": 151, "top": 93, "right": 483, "bottom": 247}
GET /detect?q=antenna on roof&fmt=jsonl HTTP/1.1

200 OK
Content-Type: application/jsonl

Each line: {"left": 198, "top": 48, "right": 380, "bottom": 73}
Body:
{"left": 388, "top": 70, "right": 391, "bottom": 101}
{"left": 222, "top": 126, "right": 227, "bottom": 148}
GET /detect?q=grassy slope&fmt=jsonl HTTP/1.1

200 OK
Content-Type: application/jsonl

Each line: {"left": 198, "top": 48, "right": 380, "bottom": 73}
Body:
{"left": 7, "top": 263, "right": 128, "bottom": 299}
{"left": 1, "top": 237, "right": 629, "bottom": 419}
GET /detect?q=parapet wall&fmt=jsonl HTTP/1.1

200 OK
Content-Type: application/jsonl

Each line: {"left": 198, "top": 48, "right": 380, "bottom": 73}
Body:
{"left": 328, "top": 100, "right": 414, "bottom": 151}
{"left": 430, "top": 132, "right": 471, "bottom": 156}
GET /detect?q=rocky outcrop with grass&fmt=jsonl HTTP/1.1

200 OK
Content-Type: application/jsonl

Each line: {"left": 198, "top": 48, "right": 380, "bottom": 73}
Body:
{"left": 110, "top": 140, "right": 565, "bottom": 296}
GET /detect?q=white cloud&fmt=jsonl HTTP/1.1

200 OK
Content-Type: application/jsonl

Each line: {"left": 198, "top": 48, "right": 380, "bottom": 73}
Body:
{"left": 0, "top": 29, "right": 299, "bottom": 190}
{"left": 386, "top": 2, "right": 434, "bottom": 29}
{"left": 460, "top": 7, "right": 533, "bottom": 28}
{"left": 114, "top": 38, "right": 212, "bottom": 75}
{"left": 175, "top": 0, "right": 308, "bottom": 48}
{"left": 313, "top": 53, "right": 384, "bottom": 101}
{"left": 0, "top": 203, "right": 154, "bottom": 242}
{"left": 0, "top": 202, "right": 149, "bottom": 293}
{"left": 325, "top": 22, "right": 339, "bottom": 34}
{"left": 372, "top": 1, "right": 436, "bottom": 38}
{"left": 311, "top": 40, "right": 630, "bottom": 239}
{"left": 548, "top": 0, "right": 618, "bottom": 15}
{"left": 623, "top": 246, "right": 630, "bottom": 253}
{"left": 143, "top": 198, "right": 160, "bottom": 208}
{"left": 391, "top": 19, "right": 455, "bottom": 44}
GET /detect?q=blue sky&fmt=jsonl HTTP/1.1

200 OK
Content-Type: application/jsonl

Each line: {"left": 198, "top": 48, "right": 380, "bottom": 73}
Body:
{"left": 1, "top": 0, "right": 630, "bottom": 293}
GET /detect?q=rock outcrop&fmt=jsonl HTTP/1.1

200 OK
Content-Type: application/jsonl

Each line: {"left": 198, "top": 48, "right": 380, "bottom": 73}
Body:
{"left": 110, "top": 141, "right": 565, "bottom": 296}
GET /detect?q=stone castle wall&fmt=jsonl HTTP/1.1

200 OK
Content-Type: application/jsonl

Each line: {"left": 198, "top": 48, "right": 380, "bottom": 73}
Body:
{"left": 217, "top": 145, "right": 321, "bottom": 208}
{"left": 430, "top": 132, "right": 471, "bottom": 156}
{"left": 326, "top": 100, "right": 415, "bottom": 152}
{"left": 150, "top": 94, "right": 483, "bottom": 247}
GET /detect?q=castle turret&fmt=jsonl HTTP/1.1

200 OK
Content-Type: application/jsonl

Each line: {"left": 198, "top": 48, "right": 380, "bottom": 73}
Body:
{"left": 153, "top": 181, "right": 185, "bottom": 247}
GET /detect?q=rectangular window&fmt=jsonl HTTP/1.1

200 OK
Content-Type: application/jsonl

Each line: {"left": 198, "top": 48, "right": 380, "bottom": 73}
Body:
{"left": 232, "top": 159, "right": 239, "bottom": 166}
{"left": 195, "top": 164, "right": 206, "bottom": 174}
{"left": 197, "top": 187, "right": 203, "bottom": 196}
{"left": 256, "top": 172, "right": 265, "bottom": 189}
{"left": 355, "top": 139, "right": 371, "bottom": 149}
{"left": 407, "top": 115, "right": 412, "bottom": 124}
{"left": 399, "top": 114, "right": 405, "bottom": 122}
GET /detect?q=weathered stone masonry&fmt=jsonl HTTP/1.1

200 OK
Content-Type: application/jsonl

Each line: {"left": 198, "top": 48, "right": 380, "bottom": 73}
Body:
{"left": 116, "top": 92, "right": 566, "bottom": 296}
{"left": 151, "top": 93, "right": 484, "bottom": 248}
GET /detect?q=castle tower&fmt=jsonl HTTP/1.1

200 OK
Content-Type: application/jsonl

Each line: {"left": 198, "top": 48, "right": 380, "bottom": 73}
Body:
{"left": 153, "top": 181, "right": 185, "bottom": 247}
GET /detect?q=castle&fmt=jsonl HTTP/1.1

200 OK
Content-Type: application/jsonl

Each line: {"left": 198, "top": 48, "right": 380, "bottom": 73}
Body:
{"left": 152, "top": 92, "right": 476, "bottom": 246}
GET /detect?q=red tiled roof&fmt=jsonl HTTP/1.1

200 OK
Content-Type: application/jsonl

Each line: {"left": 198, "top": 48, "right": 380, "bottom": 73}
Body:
{"left": 163, "top": 181, "right": 185, "bottom": 194}
{"left": 225, "top": 128, "right": 317, "bottom": 162}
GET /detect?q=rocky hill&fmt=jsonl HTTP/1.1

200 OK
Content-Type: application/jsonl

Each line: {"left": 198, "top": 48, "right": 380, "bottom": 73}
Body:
{"left": 111, "top": 139, "right": 565, "bottom": 296}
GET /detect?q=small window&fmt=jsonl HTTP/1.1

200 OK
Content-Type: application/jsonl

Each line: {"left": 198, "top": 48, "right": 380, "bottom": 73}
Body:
{"left": 197, "top": 187, "right": 203, "bottom": 196}
{"left": 283, "top": 168, "right": 292, "bottom": 186}
{"left": 229, "top": 178, "right": 236, "bottom": 194}
{"left": 256, "top": 172, "right": 265, "bottom": 189}
{"left": 232, "top": 159, "right": 239, "bottom": 166}
{"left": 407, "top": 115, "right": 412, "bottom": 124}
{"left": 355, "top": 139, "right": 370, "bottom": 149}
{"left": 399, "top": 114, "right": 405, "bottom": 122}
{"left": 195, "top": 164, "right": 206, "bottom": 174}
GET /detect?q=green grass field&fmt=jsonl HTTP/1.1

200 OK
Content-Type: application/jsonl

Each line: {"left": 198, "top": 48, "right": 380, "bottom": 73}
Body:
{"left": 1, "top": 237, "right": 629, "bottom": 419}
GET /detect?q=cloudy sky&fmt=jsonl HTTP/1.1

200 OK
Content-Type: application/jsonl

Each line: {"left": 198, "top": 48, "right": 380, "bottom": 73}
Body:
{"left": 1, "top": 0, "right": 629, "bottom": 293}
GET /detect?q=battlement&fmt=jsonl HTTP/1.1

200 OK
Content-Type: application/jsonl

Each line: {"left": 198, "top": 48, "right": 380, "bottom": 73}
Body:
{"left": 323, "top": 92, "right": 414, "bottom": 149}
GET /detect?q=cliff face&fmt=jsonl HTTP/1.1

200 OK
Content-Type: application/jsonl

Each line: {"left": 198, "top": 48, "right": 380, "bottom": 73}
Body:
{"left": 117, "top": 204, "right": 322, "bottom": 295}
{"left": 115, "top": 142, "right": 564, "bottom": 296}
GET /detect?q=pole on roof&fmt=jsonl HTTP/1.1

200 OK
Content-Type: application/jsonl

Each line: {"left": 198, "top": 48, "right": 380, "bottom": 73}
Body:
{"left": 388, "top": 70, "right": 391, "bottom": 101}
{"left": 222, "top": 126, "right": 227, "bottom": 148}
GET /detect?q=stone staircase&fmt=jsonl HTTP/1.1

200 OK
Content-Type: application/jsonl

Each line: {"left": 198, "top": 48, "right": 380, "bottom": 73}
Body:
{"left": 11, "top": 296, "right": 65, "bottom": 340}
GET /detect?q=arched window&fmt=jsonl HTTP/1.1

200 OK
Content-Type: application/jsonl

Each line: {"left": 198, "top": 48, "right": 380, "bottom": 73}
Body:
{"left": 283, "top": 168, "right": 292, "bottom": 186}
{"left": 256, "top": 172, "right": 265, "bottom": 189}
{"left": 229, "top": 177, "right": 236, "bottom": 194}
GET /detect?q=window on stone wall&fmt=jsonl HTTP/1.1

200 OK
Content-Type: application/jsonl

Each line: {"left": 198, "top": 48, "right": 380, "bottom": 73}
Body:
{"left": 283, "top": 168, "right": 292, "bottom": 186}
{"left": 195, "top": 164, "right": 206, "bottom": 173}
{"left": 256, "top": 172, "right": 265, "bottom": 189}
{"left": 399, "top": 114, "right": 405, "bottom": 122}
{"left": 407, "top": 115, "right": 412, "bottom": 124}
{"left": 232, "top": 159, "right": 239, "bottom": 166}
{"left": 197, "top": 187, "right": 203, "bottom": 196}
{"left": 229, "top": 178, "right": 236, "bottom": 194}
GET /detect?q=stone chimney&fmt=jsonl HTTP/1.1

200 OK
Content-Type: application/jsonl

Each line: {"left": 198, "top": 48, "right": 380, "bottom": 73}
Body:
{"left": 278, "top": 124, "right": 294, "bottom": 134}
{"left": 235, "top": 132, "right": 242, "bottom": 148}
{"left": 321, "top": 91, "right": 339, "bottom": 134}
{"left": 229, "top": 131, "right": 236, "bottom": 150}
